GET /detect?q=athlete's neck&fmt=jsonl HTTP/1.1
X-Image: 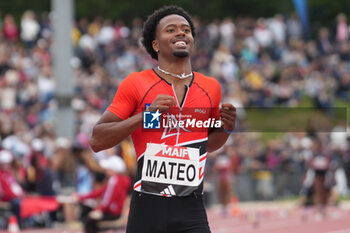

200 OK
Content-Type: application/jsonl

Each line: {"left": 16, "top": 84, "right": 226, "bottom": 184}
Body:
{"left": 157, "top": 59, "right": 192, "bottom": 83}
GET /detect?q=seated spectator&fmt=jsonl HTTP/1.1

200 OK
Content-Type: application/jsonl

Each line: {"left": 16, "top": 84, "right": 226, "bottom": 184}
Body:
{"left": 75, "top": 155, "right": 131, "bottom": 233}
{"left": 0, "top": 150, "right": 24, "bottom": 227}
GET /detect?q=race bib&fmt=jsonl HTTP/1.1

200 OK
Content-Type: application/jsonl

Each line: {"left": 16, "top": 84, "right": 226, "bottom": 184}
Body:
{"left": 141, "top": 143, "right": 200, "bottom": 196}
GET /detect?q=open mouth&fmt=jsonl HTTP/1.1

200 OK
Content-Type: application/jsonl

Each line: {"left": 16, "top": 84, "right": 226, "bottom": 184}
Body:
{"left": 174, "top": 41, "right": 187, "bottom": 49}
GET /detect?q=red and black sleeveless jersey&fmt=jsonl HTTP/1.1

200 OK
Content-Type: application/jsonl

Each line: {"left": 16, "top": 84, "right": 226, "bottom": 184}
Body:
{"left": 107, "top": 69, "right": 221, "bottom": 195}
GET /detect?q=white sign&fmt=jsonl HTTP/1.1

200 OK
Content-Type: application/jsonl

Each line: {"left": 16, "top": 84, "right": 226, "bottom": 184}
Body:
{"left": 142, "top": 143, "right": 200, "bottom": 187}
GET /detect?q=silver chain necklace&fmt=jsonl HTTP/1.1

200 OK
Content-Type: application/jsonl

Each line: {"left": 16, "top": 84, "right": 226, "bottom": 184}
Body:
{"left": 157, "top": 66, "right": 193, "bottom": 79}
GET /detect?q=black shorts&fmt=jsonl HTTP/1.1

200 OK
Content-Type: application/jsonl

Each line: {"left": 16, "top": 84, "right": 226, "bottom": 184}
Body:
{"left": 126, "top": 191, "right": 211, "bottom": 233}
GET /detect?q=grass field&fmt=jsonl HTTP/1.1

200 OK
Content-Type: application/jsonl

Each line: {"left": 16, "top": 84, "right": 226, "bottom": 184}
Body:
{"left": 243, "top": 96, "right": 349, "bottom": 145}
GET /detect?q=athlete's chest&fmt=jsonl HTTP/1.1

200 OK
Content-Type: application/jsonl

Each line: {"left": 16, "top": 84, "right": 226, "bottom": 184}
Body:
{"left": 139, "top": 82, "right": 212, "bottom": 110}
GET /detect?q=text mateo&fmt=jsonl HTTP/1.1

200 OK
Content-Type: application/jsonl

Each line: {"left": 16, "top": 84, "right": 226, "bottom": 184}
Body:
{"left": 142, "top": 144, "right": 200, "bottom": 188}
{"left": 146, "top": 146, "right": 195, "bottom": 181}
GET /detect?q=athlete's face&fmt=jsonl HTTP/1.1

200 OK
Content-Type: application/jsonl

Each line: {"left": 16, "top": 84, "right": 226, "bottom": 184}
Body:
{"left": 153, "top": 14, "right": 194, "bottom": 59}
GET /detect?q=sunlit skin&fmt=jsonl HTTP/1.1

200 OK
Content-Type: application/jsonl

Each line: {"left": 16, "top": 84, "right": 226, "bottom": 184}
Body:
{"left": 152, "top": 14, "right": 194, "bottom": 80}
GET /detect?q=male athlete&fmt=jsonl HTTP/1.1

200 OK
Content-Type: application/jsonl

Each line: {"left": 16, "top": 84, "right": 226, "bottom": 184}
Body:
{"left": 90, "top": 5, "right": 236, "bottom": 233}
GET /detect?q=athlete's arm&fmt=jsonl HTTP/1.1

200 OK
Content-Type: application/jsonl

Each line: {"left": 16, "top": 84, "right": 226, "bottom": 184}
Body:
{"left": 90, "top": 111, "right": 143, "bottom": 152}
{"left": 207, "top": 103, "right": 236, "bottom": 153}
{"left": 90, "top": 95, "right": 176, "bottom": 152}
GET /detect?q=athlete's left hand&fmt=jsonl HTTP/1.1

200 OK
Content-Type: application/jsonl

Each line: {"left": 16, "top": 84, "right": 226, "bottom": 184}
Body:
{"left": 220, "top": 103, "right": 236, "bottom": 131}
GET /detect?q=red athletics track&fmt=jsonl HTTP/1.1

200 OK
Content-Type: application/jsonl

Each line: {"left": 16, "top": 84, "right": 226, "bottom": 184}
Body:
{"left": 208, "top": 204, "right": 350, "bottom": 233}
{"left": 4, "top": 202, "right": 350, "bottom": 233}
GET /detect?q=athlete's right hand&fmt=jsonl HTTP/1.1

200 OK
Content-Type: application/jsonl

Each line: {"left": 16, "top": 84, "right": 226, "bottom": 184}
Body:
{"left": 148, "top": 95, "right": 176, "bottom": 112}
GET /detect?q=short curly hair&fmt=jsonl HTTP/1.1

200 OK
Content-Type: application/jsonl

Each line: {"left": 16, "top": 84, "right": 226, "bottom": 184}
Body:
{"left": 141, "top": 5, "right": 195, "bottom": 60}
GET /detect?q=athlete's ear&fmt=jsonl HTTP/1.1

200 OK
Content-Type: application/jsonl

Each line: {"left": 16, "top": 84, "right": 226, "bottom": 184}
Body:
{"left": 152, "top": 40, "right": 159, "bottom": 53}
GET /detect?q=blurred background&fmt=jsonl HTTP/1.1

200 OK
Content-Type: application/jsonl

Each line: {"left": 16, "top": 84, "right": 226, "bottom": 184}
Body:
{"left": 0, "top": 0, "right": 350, "bottom": 232}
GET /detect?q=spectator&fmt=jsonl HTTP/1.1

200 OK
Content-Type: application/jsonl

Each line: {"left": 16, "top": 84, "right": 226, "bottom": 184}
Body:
{"left": 286, "top": 13, "right": 302, "bottom": 40}
{"left": 309, "top": 139, "right": 333, "bottom": 219}
{"left": 0, "top": 150, "right": 24, "bottom": 226}
{"left": 220, "top": 17, "right": 235, "bottom": 51}
{"left": 20, "top": 10, "right": 40, "bottom": 50}
{"left": 335, "top": 13, "right": 348, "bottom": 43}
{"left": 214, "top": 147, "right": 234, "bottom": 216}
{"left": 254, "top": 18, "right": 273, "bottom": 49}
{"left": 269, "top": 14, "right": 286, "bottom": 44}
{"left": 77, "top": 155, "right": 131, "bottom": 233}
{"left": 2, "top": 14, "right": 18, "bottom": 42}
{"left": 317, "top": 27, "right": 333, "bottom": 55}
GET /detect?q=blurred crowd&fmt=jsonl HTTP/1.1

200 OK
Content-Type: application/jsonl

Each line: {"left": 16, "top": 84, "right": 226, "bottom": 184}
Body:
{"left": 1, "top": 9, "right": 350, "bottom": 227}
